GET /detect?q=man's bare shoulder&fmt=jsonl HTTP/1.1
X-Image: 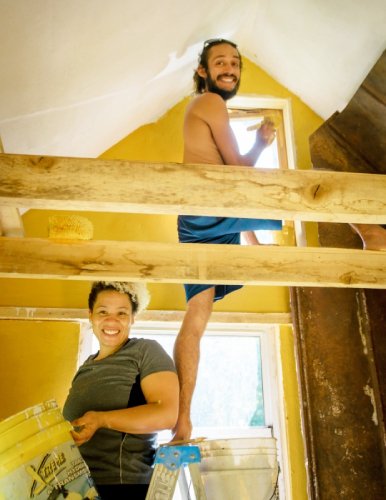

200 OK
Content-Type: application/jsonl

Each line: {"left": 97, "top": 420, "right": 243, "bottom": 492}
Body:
{"left": 187, "top": 92, "right": 227, "bottom": 117}
{"left": 183, "top": 93, "right": 227, "bottom": 165}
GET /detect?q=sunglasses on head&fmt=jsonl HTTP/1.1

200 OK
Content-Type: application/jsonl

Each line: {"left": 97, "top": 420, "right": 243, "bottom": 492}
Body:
{"left": 203, "top": 38, "right": 238, "bottom": 49}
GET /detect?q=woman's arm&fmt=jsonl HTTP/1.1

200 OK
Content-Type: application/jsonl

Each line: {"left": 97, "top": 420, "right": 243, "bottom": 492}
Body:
{"left": 71, "top": 370, "right": 179, "bottom": 446}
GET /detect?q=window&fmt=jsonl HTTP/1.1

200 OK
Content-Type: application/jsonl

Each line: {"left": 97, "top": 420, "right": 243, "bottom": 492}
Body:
{"left": 129, "top": 322, "right": 278, "bottom": 441}
{"left": 227, "top": 96, "right": 305, "bottom": 247}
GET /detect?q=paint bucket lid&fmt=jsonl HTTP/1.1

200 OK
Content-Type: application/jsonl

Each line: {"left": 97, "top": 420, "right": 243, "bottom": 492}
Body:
{"left": 0, "top": 400, "right": 58, "bottom": 436}
{"left": 0, "top": 407, "right": 64, "bottom": 454}
{"left": 0, "top": 420, "right": 73, "bottom": 477}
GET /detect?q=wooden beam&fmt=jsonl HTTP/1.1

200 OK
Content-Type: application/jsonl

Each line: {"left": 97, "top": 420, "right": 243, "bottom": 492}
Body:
{"left": 1, "top": 237, "right": 385, "bottom": 288}
{"left": 0, "top": 307, "right": 291, "bottom": 325}
{"left": 1, "top": 153, "right": 385, "bottom": 224}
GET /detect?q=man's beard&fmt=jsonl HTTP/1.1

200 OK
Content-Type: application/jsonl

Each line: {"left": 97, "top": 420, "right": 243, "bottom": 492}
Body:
{"left": 206, "top": 73, "right": 240, "bottom": 101}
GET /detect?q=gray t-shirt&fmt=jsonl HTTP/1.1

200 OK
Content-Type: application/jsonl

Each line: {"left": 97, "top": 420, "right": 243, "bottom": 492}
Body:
{"left": 63, "top": 338, "right": 176, "bottom": 485}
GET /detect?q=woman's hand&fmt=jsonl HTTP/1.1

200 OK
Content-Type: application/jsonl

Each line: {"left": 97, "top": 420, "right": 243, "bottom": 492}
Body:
{"left": 71, "top": 411, "right": 102, "bottom": 446}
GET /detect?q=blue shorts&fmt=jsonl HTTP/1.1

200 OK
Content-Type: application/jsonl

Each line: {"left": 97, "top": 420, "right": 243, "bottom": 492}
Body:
{"left": 178, "top": 215, "right": 282, "bottom": 302}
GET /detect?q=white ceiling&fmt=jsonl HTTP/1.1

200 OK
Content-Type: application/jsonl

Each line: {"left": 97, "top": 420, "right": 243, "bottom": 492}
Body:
{"left": 0, "top": 0, "right": 385, "bottom": 158}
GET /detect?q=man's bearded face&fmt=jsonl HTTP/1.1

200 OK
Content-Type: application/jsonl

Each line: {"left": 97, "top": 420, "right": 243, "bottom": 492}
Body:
{"left": 205, "top": 70, "right": 240, "bottom": 101}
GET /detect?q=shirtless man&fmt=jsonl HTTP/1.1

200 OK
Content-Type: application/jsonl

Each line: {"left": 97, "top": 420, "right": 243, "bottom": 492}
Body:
{"left": 172, "top": 39, "right": 282, "bottom": 441}
{"left": 173, "top": 38, "right": 386, "bottom": 442}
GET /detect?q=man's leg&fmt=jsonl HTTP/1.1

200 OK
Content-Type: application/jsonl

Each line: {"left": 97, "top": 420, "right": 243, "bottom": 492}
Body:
{"left": 350, "top": 223, "right": 386, "bottom": 250}
{"left": 172, "top": 287, "right": 215, "bottom": 441}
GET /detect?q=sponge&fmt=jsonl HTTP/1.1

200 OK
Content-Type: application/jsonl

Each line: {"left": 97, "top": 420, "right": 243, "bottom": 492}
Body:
{"left": 48, "top": 215, "right": 94, "bottom": 240}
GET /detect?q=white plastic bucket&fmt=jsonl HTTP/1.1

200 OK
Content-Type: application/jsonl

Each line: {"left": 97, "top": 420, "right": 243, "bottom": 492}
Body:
{"left": 0, "top": 401, "right": 100, "bottom": 500}
{"left": 198, "top": 438, "right": 278, "bottom": 500}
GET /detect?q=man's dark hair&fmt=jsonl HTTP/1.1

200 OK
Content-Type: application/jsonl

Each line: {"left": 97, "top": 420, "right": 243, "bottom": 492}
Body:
{"left": 193, "top": 38, "right": 242, "bottom": 94}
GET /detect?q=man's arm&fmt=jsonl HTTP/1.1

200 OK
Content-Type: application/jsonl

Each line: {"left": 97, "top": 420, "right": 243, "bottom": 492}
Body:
{"left": 242, "top": 119, "right": 276, "bottom": 166}
{"left": 197, "top": 93, "right": 275, "bottom": 167}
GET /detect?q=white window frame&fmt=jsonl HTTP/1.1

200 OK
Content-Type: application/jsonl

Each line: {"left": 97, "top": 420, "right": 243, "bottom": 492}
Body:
{"left": 228, "top": 95, "right": 306, "bottom": 247}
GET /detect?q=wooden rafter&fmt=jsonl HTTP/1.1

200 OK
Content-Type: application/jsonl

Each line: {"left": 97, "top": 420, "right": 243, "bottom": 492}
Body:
{"left": 1, "top": 153, "right": 386, "bottom": 224}
{"left": 1, "top": 237, "right": 385, "bottom": 288}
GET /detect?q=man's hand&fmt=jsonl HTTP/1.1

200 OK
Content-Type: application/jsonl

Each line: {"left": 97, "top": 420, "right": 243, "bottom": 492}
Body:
{"left": 71, "top": 411, "right": 102, "bottom": 446}
{"left": 257, "top": 119, "right": 276, "bottom": 147}
{"left": 170, "top": 415, "right": 193, "bottom": 443}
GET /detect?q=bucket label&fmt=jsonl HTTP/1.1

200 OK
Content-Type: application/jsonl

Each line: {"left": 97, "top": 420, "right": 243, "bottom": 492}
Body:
{"left": 0, "top": 440, "right": 101, "bottom": 499}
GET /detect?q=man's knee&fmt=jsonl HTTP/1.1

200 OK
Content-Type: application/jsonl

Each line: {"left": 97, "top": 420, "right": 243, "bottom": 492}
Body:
{"left": 177, "top": 288, "right": 215, "bottom": 338}
{"left": 186, "top": 287, "right": 215, "bottom": 315}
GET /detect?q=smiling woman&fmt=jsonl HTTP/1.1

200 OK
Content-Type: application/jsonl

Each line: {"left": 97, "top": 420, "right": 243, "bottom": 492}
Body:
{"left": 88, "top": 285, "right": 137, "bottom": 359}
{"left": 63, "top": 281, "right": 179, "bottom": 500}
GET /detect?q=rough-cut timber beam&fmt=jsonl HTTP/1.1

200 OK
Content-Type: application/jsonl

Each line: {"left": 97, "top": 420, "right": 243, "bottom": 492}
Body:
{"left": 0, "top": 307, "right": 291, "bottom": 325}
{"left": 0, "top": 153, "right": 385, "bottom": 224}
{"left": 0, "top": 237, "right": 385, "bottom": 289}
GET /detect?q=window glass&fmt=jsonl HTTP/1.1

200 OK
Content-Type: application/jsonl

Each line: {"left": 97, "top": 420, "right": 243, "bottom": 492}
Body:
{"left": 130, "top": 332, "right": 265, "bottom": 431}
{"left": 191, "top": 335, "right": 264, "bottom": 428}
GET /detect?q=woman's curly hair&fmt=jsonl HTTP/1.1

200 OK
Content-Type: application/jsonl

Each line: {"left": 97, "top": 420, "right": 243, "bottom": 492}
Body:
{"left": 88, "top": 281, "right": 150, "bottom": 315}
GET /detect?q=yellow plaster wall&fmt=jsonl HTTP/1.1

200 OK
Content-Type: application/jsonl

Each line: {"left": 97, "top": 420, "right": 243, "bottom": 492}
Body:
{"left": 0, "top": 320, "right": 79, "bottom": 420}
